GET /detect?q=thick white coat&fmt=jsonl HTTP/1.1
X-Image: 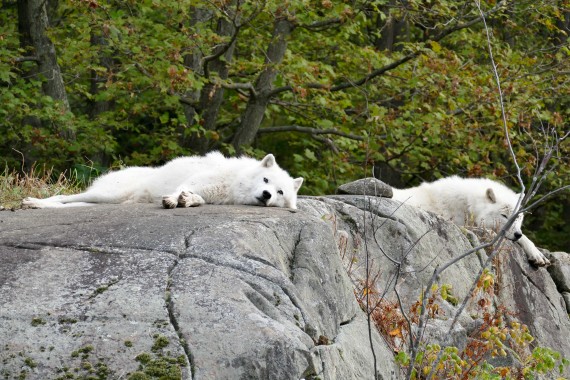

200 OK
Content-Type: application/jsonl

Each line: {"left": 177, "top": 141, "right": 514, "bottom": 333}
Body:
{"left": 391, "top": 176, "right": 550, "bottom": 266}
{"left": 23, "top": 152, "right": 303, "bottom": 209}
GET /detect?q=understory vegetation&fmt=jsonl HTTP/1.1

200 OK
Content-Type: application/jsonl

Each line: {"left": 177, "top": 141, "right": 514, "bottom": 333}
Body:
{"left": 0, "top": 0, "right": 568, "bottom": 249}
{"left": 344, "top": 217, "right": 570, "bottom": 380}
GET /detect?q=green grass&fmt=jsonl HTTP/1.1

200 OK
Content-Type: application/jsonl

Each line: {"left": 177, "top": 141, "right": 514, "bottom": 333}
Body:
{"left": 0, "top": 165, "right": 84, "bottom": 210}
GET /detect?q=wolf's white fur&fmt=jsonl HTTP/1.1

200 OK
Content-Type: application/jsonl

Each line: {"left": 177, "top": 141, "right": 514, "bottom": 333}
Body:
{"left": 391, "top": 176, "right": 550, "bottom": 266}
{"left": 23, "top": 152, "right": 304, "bottom": 210}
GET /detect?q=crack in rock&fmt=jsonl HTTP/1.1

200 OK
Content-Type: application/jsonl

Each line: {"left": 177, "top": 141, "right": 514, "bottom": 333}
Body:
{"left": 87, "top": 277, "right": 121, "bottom": 300}
{"left": 339, "top": 314, "right": 357, "bottom": 327}
{"left": 0, "top": 242, "right": 182, "bottom": 260}
{"left": 242, "top": 254, "right": 278, "bottom": 271}
{"left": 290, "top": 225, "right": 304, "bottom": 281}
{"left": 165, "top": 258, "right": 195, "bottom": 379}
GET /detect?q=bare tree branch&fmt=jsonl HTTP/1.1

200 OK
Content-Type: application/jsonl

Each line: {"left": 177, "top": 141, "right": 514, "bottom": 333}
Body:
{"left": 257, "top": 125, "right": 364, "bottom": 140}
{"left": 220, "top": 81, "right": 258, "bottom": 97}
{"left": 474, "top": 0, "right": 524, "bottom": 196}
{"left": 15, "top": 56, "right": 39, "bottom": 63}
{"left": 298, "top": 17, "right": 343, "bottom": 31}
{"left": 202, "top": 25, "right": 241, "bottom": 78}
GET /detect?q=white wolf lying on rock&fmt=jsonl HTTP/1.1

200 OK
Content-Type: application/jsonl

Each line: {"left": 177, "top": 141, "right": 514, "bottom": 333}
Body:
{"left": 23, "top": 152, "right": 304, "bottom": 209}
{"left": 391, "top": 176, "right": 550, "bottom": 267}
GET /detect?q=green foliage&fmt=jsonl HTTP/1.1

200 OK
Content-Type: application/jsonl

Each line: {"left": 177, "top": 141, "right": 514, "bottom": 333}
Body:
{"left": 439, "top": 283, "right": 458, "bottom": 306}
{"left": 1, "top": 0, "right": 568, "bottom": 248}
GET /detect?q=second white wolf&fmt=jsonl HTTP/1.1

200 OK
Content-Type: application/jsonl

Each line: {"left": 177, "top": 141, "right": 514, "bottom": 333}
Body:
{"left": 391, "top": 176, "right": 550, "bottom": 266}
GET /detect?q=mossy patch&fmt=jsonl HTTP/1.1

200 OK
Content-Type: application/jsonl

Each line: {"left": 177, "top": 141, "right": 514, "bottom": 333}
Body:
{"left": 31, "top": 317, "right": 46, "bottom": 327}
{"left": 56, "top": 345, "right": 112, "bottom": 380}
{"left": 127, "top": 335, "right": 187, "bottom": 380}
{"left": 23, "top": 357, "right": 36, "bottom": 369}
{"left": 151, "top": 335, "right": 169, "bottom": 352}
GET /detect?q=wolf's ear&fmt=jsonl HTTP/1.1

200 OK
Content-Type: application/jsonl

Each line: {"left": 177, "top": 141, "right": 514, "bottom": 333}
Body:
{"left": 260, "top": 154, "right": 276, "bottom": 168}
{"left": 486, "top": 188, "right": 496, "bottom": 203}
{"left": 293, "top": 177, "right": 304, "bottom": 192}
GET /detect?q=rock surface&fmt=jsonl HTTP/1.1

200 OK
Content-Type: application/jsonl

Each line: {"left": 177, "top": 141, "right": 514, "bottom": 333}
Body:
{"left": 1, "top": 195, "right": 569, "bottom": 379}
{"left": 336, "top": 177, "right": 393, "bottom": 198}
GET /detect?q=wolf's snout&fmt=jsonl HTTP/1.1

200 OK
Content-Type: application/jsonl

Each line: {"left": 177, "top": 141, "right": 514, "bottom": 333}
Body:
{"left": 513, "top": 232, "right": 523, "bottom": 241}
{"left": 262, "top": 190, "right": 272, "bottom": 200}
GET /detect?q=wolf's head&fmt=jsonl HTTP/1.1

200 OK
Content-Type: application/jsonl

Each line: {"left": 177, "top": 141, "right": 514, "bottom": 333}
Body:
{"left": 476, "top": 186, "right": 524, "bottom": 241}
{"left": 235, "top": 154, "right": 303, "bottom": 209}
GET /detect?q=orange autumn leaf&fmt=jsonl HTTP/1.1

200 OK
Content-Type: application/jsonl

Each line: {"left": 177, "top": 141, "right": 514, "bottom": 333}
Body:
{"left": 389, "top": 328, "right": 401, "bottom": 337}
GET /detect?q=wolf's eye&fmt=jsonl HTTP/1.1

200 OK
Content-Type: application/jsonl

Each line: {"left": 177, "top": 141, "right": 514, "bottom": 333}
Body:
{"left": 501, "top": 214, "right": 508, "bottom": 219}
{"left": 278, "top": 190, "right": 283, "bottom": 195}
{"left": 263, "top": 177, "right": 268, "bottom": 183}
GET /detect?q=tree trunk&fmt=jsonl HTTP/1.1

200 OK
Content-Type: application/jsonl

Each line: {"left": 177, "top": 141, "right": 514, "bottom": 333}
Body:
{"left": 231, "top": 18, "right": 294, "bottom": 152}
{"left": 375, "top": 0, "right": 409, "bottom": 52}
{"left": 18, "top": 0, "right": 73, "bottom": 139}
{"left": 180, "top": 6, "right": 211, "bottom": 148}
{"left": 89, "top": 33, "right": 113, "bottom": 119}
{"left": 190, "top": 13, "right": 237, "bottom": 154}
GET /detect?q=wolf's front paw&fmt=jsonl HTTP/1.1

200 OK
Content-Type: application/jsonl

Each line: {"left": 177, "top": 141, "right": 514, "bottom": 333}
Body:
{"left": 528, "top": 249, "right": 551, "bottom": 267}
{"left": 178, "top": 191, "right": 205, "bottom": 207}
{"left": 162, "top": 195, "right": 178, "bottom": 209}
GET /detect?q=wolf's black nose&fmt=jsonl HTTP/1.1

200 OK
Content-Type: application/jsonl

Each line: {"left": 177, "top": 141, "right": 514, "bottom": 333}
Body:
{"left": 262, "top": 190, "right": 272, "bottom": 200}
{"left": 514, "top": 232, "right": 522, "bottom": 241}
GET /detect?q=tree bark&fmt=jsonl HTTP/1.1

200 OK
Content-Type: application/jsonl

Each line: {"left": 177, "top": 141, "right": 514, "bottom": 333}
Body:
{"left": 231, "top": 17, "right": 294, "bottom": 152}
{"left": 18, "top": 0, "right": 73, "bottom": 139}
{"left": 375, "top": 1, "right": 409, "bottom": 52}
{"left": 189, "top": 12, "right": 237, "bottom": 154}
{"left": 180, "top": 6, "right": 211, "bottom": 147}
{"left": 89, "top": 32, "right": 113, "bottom": 119}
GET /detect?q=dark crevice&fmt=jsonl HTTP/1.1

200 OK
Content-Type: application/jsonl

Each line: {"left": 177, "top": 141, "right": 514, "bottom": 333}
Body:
{"left": 87, "top": 277, "right": 121, "bottom": 300}
{"left": 290, "top": 224, "right": 304, "bottom": 281}
{"left": 335, "top": 208, "right": 360, "bottom": 234}
{"left": 339, "top": 314, "right": 357, "bottom": 327}
{"left": 0, "top": 241, "right": 180, "bottom": 257}
{"left": 165, "top": 258, "right": 195, "bottom": 379}
{"left": 287, "top": 224, "right": 318, "bottom": 340}
{"left": 334, "top": 196, "right": 402, "bottom": 224}
{"left": 243, "top": 254, "right": 277, "bottom": 270}
{"left": 243, "top": 287, "right": 283, "bottom": 326}
{"left": 183, "top": 230, "right": 198, "bottom": 250}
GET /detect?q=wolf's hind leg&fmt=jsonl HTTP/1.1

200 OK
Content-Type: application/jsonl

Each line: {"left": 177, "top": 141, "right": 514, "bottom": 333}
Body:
{"left": 23, "top": 190, "right": 126, "bottom": 208}
{"left": 22, "top": 197, "right": 95, "bottom": 208}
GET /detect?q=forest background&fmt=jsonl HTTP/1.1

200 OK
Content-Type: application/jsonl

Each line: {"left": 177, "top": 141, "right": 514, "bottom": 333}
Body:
{"left": 1, "top": 0, "right": 568, "bottom": 250}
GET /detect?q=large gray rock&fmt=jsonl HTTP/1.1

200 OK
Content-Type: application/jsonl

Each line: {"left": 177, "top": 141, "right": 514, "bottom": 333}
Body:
{"left": 302, "top": 195, "right": 570, "bottom": 378}
{"left": 1, "top": 196, "right": 569, "bottom": 379}
{"left": 0, "top": 203, "right": 397, "bottom": 380}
